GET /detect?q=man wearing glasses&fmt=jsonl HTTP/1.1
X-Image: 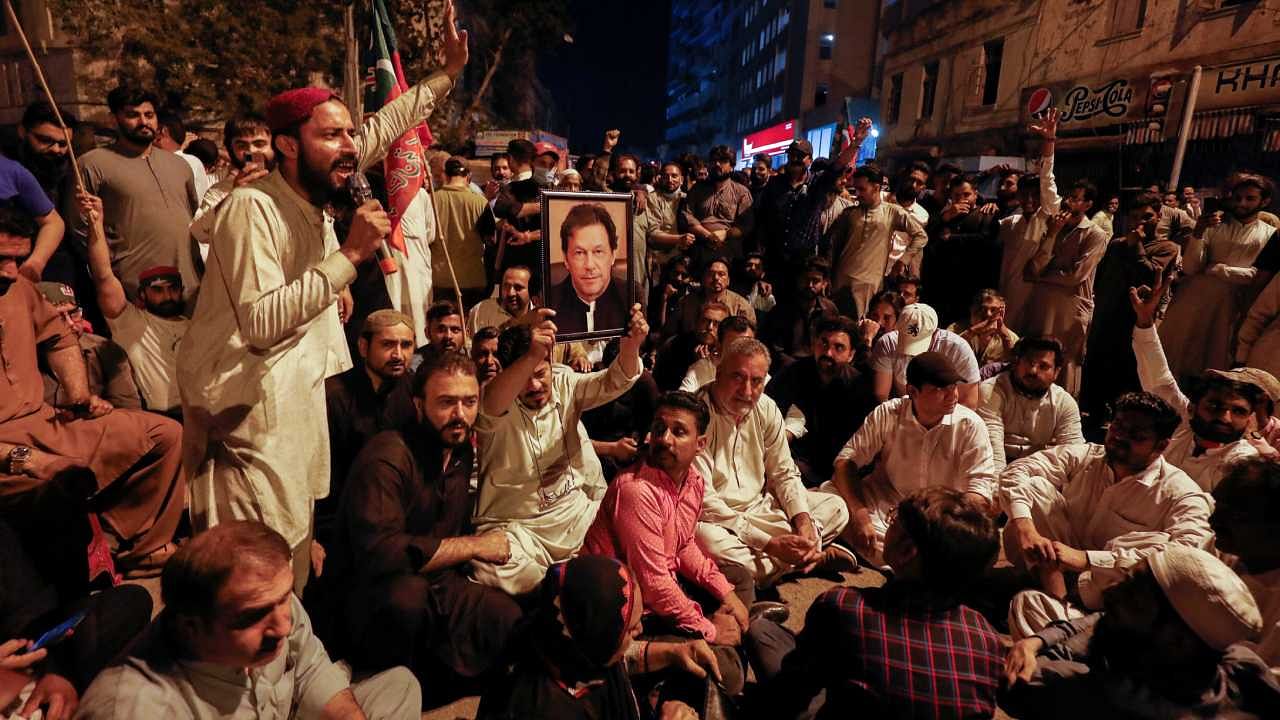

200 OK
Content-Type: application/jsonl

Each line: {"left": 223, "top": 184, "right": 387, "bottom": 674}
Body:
{"left": 3, "top": 102, "right": 68, "bottom": 284}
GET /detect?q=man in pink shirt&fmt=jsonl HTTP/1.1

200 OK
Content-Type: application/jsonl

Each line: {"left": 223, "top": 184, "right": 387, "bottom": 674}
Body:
{"left": 583, "top": 390, "right": 752, "bottom": 695}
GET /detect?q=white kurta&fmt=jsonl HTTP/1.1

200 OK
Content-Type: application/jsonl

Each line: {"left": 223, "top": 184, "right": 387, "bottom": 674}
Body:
{"left": 999, "top": 153, "right": 1061, "bottom": 334}
{"left": 1133, "top": 325, "right": 1257, "bottom": 491}
{"left": 472, "top": 361, "right": 640, "bottom": 594}
{"left": 1237, "top": 271, "right": 1280, "bottom": 376}
{"left": 1159, "top": 217, "right": 1271, "bottom": 377}
{"left": 389, "top": 188, "right": 434, "bottom": 348}
{"left": 998, "top": 443, "right": 1214, "bottom": 609}
{"left": 178, "top": 72, "right": 455, "bottom": 549}
{"left": 978, "top": 372, "right": 1084, "bottom": 472}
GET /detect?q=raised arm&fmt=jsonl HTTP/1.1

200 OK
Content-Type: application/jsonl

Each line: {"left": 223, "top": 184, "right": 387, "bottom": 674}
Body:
{"left": 1129, "top": 270, "right": 1191, "bottom": 415}
{"left": 480, "top": 309, "right": 556, "bottom": 417}
{"left": 78, "top": 193, "right": 128, "bottom": 319}
{"left": 1028, "top": 108, "right": 1062, "bottom": 215}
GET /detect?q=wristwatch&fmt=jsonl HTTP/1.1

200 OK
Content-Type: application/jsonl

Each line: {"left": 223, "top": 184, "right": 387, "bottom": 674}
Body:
{"left": 6, "top": 445, "right": 31, "bottom": 474}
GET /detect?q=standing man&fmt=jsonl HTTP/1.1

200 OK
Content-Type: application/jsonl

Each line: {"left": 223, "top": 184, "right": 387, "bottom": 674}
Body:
{"left": 188, "top": 113, "right": 274, "bottom": 253}
{"left": 827, "top": 164, "right": 927, "bottom": 319}
{"left": 681, "top": 145, "right": 753, "bottom": 270}
{"left": 433, "top": 157, "right": 489, "bottom": 309}
{"left": 471, "top": 307, "right": 647, "bottom": 594}
{"left": 69, "top": 86, "right": 199, "bottom": 302}
{"left": 483, "top": 139, "right": 544, "bottom": 290}
{"left": 922, "top": 175, "right": 1001, "bottom": 327}
{"left": 179, "top": 0, "right": 468, "bottom": 594}
{"left": 999, "top": 111, "right": 1063, "bottom": 333}
{"left": 644, "top": 161, "right": 693, "bottom": 273}
{"left": 0, "top": 112, "right": 65, "bottom": 285}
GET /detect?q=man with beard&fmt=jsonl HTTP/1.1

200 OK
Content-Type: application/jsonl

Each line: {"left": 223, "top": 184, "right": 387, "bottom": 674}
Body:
{"left": 610, "top": 153, "right": 652, "bottom": 294}
{"left": 423, "top": 301, "right": 465, "bottom": 354}
{"left": 79, "top": 192, "right": 186, "bottom": 416}
{"left": 1130, "top": 271, "right": 1262, "bottom": 490}
{"left": 749, "top": 154, "right": 771, "bottom": 202}
{"left": 322, "top": 309, "right": 417, "bottom": 545}
{"left": 681, "top": 145, "right": 753, "bottom": 270}
{"left": 694, "top": 338, "right": 852, "bottom": 588}
{"left": 978, "top": 336, "right": 1083, "bottom": 473}
{"left": 582, "top": 391, "right": 753, "bottom": 695}
{"left": 70, "top": 86, "right": 199, "bottom": 303}
{"left": 0, "top": 207, "right": 184, "bottom": 578}
{"left": 1001, "top": 547, "right": 1280, "bottom": 719}
{"left": 997, "top": 113, "right": 1063, "bottom": 334}
{"left": 654, "top": 300, "right": 730, "bottom": 391}
{"left": 669, "top": 256, "right": 755, "bottom": 336}
{"left": 767, "top": 315, "right": 879, "bottom": 487}
{"left": 680, "top": 314, "right": 759, "bottom": 392}
{"left": 470, "top": 326, "right": 502, "bottom": 387}
{"left": 922, "top": 175, "right": 1001, "bottom": 327}
{"left": 831, "top": 352, "right": 995, "bottom": 567}
{"left": 77, "top": 521, "right": 423, "bottom": 720}
{"left": 334, "top": 351, "right": 522, "bottom": 685}
{"left": 0, "top": 103, "right": 67, "bottom": 285}
{"left": 998, "top": 392, "right": 1213, "bottom": 637}
{"left": 885, "top": 163, "right": 931, "bottom": 282}
{"left": 764, "top": 257, "right": 839, "bottom": 364}
{"left": 178, "top": 0, "right": 469, "bottom": 595}
{"left": 37, "top": 280, "right": 143, "bottom": 411}
{"left": 472, "top": 306, "right": 647, "bottom": 594}
{"left": 1159, "top": 173, "right": 1275, "bottom": 377}
{"left": 467, "top": 265, "right": 532, "bottom": 334}
{"left": 828, "top": 164, "right": 928, "bottom": 319}
{"left": 643, "top": 162, "right": 693, "bottom": 277}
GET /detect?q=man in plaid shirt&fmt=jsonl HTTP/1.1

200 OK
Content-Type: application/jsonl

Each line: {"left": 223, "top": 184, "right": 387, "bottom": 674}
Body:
{"left": 751, "top": 487, "right": 1004, "bottom": 718}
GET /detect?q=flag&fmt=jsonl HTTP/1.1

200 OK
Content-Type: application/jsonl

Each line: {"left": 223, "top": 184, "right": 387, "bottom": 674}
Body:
{"left": 362, "top": 0, "right": 430, "bottom": 256}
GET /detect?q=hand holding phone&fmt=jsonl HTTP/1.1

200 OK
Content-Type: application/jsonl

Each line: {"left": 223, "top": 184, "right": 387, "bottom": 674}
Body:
{"left": 21, "top": 609, "right": 87, "bottom": 655}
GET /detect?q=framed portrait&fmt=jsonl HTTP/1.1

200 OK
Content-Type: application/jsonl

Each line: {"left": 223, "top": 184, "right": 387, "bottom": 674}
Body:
{"left": 540, "top": 191, "right": 635, "bottom": 342}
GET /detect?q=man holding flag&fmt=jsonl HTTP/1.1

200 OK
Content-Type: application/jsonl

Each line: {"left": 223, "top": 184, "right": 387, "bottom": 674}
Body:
{"left": 178, "top": 0, "right": 470, "bottom": 595}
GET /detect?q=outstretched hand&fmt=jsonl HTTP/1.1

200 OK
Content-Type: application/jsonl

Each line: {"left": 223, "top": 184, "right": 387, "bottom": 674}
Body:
{"left": 441, "top": 0, "right": 470, "bottom": 79}
{"left": 1029, "top": 107, "right": 1060, "bottom": 141}
{"left": 1128, "top": 263, "right": 1173, "bottom": 329}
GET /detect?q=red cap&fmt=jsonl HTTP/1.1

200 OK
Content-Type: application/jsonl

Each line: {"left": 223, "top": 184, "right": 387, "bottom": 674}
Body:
{"left": 138, "top": 265, "right": 181, "bottom": 287}
{"left": 534, "top": 141, "right": 561, "bottom": 161}
{"left": 265, "top": 87, "right": 342, "bottom": 133}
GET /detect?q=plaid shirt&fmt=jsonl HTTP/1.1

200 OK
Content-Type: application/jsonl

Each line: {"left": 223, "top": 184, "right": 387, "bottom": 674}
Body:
{"left": 771, "top": 583, "right": 1004, "bottom": 719}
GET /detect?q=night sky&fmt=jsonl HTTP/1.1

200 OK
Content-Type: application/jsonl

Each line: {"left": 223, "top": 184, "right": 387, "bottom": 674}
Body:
{"left": 539, "top": 0, "right": 671, "bottom": 156}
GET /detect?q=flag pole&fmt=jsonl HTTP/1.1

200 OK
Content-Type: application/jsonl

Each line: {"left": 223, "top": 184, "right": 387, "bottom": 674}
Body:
{"left": 3, "top": 0, "right": 84, "bottom": 195}
{"left": 425, "top": 166, "right": 466, "bottom": 320}
{"left": 343, "top": 2, "right": 363, "bottom": 119}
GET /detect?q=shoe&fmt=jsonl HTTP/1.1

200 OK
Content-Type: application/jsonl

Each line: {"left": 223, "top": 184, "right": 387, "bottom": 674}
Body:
{"left": 749, "top": 600, "right": 789, "bottom": 624}
{"left": 820, "top": 543, "right": 860, "bottom": 574}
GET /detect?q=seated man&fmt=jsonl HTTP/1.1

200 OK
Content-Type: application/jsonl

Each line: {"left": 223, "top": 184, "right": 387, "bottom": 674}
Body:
{"left": 470, "top": 326, "right": 502, "bottom": 387}
{"left": 321, "top": 310, "right": 417, "bottom": 547}
{"left": 978, "top": 335, "right": 1084, "bottom": 472}
{"left": 680, "top": 314, "right": 756, "bottom": 391}
{"left": 1131, "top": 273, "right": 1260, "bottom": 490}
{"left": 999, "top": 392, "right": 1214, "bottom": 638}
{"left": 467, "top": 265, "right": 533, "bottom": 335}
{"left": 653, "top": 300, "right": 729, "bottom": 391}
{"left": 762, "top": 257, "right": 838, "bottom": 365}
{"left": 0, "top": 222, "right": 183, "bottom": 577}
{"left": 37, "top": 281, "right": 142, "bottom": 410}
{"left": 582, "top": 390, "right": 752, "bottom": 694}
{"left": 949, "top": 288, "right": 1019, "bottom": 367}
{"left": 471, "top": 305, "right": 646, "bottom": 595}
{"left": 1211, "top": 456, "right": 1280, "bottom": 668}
{"left": 831, "top": 352, "right": 996, "bottom": 567}
{"left": 870, "top": 302, "right": 981, "bottom": 408}
{"left": 667, "top": 256, "right": 755, "bottom": 336}
{"left": 77, "top": 521, "right": 422, "bottom": 719}
{"left": 1001, "top": 547, "right": 1280, "bottom": 719}
{"left": 754, "top": 488, "right": 1005, "bottom": 719}
{"left": 336, "top": 351, "right": 521, "bottom": 680}
{"left": 423, "top": 300, "right": 465, "bottom": 354}
{"left": 81, "top": 191, "right": 188, "bottom": 416}
{"left": 693, "top": 338, "right": 851, "bottom": 588}
{"left": 767, "top": 315, "right": 879, "bottom": 487}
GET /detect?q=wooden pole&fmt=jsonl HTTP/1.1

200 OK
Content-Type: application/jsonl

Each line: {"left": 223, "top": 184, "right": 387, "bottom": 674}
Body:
{"left": 424, "top": 170, "right": 467, "bottom": 323}
{"left": 3, "top": 0, "right": 84, "bottom": 195}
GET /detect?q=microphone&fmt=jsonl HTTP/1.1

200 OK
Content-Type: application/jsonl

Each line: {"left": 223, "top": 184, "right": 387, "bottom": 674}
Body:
{"left": 346, "top": 171, "right": 398, "bottom": 275}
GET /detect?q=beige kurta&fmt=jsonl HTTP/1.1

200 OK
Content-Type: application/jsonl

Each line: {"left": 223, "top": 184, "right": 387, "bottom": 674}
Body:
{"left": 178, "top": 72, "right": 454, "bottom": 549}
{"left": 828, "top": 201, "right": 928, "bottom": 318}
{"left": 999, "top": 153, "right": 1061, "bottom": 334}
{"left": 1159, "top": 217, "right": 1270, "bottom": 378}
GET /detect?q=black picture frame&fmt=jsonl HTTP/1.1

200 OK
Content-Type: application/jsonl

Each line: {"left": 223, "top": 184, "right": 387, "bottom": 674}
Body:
{"left": 540, "top": 190, "right": 635, "bottom": 343}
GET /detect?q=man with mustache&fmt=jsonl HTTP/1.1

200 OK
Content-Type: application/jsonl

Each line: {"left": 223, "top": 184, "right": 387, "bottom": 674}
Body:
{"left": 680, "top": 145, "right": 753, "bottom": 271}
{"left": 998, "top": 392, "right": 1213, "bottom": 638}
{"left": 178, "top": 0, "right": 469, "bottom": 595}
{"left": 0, "top": 102, "right": 68, "bottom": 286}
{"left": 77, "top": 521, "right": 423, "bottom": 720}
{"left": 334, "top": 351, "right": 521, "bottom": 685}
{"left": 36, "top": 280, "right": 144, "bottom": 412}
{"left": 1131, "top": 269, "right": 1262, "bottom": 491}
{"left": 68, "top": 86, "right": 200, "bottom": 303}
{"left": 466, "top": 265, "right": 533, "bottom": 335}
{"left": 470, "top": 326, "right": 502, "bottom": 387}
{"left": 77, "top": 191, "right": 187, "bottom": 417}
{"left": 978, "top": 335, "right": 1083, "bottom": 473}
{"left": 322, "top": 310, "right": 417, "bottom": 547}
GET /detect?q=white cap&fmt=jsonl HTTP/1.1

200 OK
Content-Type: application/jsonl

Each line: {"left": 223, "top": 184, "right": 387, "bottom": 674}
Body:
{"left": 898, "top": 303, "right": 938, "bottom": 357}
{"left": 1147, "top": 546, "right": 1262, "bottom": 651}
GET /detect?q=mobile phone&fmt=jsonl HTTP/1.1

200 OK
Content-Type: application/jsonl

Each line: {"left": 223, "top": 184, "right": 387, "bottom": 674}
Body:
{"left": 242, "top": 152, "right": 266, "bottom": 167}
{"left": 21, "top": 609, "right": 87, "bottom": 654}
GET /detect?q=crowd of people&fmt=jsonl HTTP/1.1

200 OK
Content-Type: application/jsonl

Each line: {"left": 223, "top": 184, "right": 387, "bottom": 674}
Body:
{"left": 3, "top": 3, "right": 1280, "bottom": 718}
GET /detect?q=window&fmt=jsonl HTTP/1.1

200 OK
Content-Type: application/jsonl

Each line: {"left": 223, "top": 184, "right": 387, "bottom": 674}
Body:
{"left": 771, "top": 94, "right": 783, "bottom": 116}
{"left": 824, "top": 0, "right": 838, "bottom": 7}
{"left": 888, "top": 72, "right": 903, "bottom": 124}
{"left": 981, "top": 39, "right": 1003, "bottom": 106}
{"left": 815, "top": 82, "right": 829, "bottom": 107}
{"left": 920, "top": 61, "right": 939, "bottom": 119}
{"left": 819, "top": 34, "right": 834, "bottom": 60}
{"left": 1109, "top": 0, "right": 1147, "bottom": 34}
{"left": 774, "top": 49, "right": 786, "bottom": 76}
